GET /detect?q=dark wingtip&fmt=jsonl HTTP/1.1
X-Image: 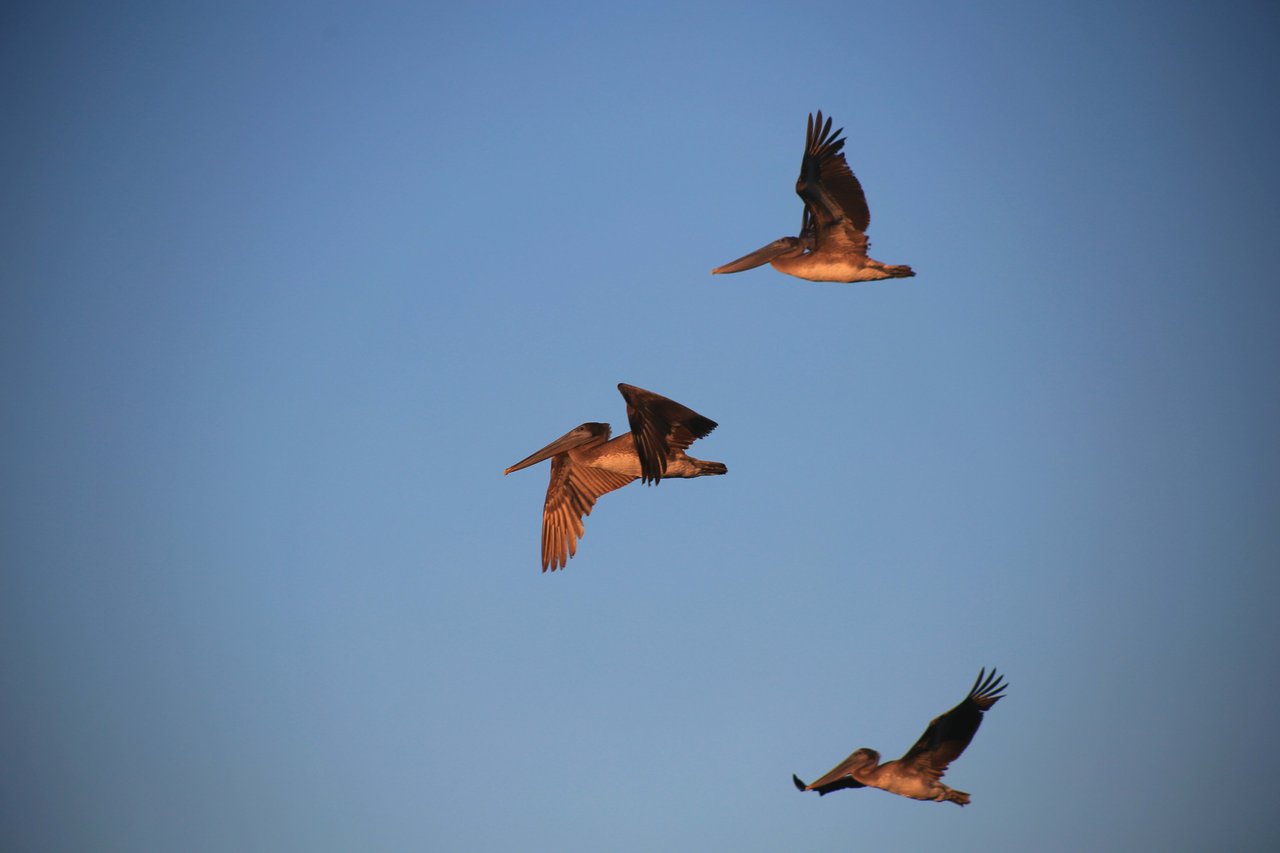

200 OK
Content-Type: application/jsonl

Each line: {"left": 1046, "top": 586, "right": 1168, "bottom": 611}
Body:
{"left": 687, "top": 413, "right": 718, "bottom": 441}
{"left": 970, "top": 667, "right": 1008, "bottom": 707}
{"left": 792, "top": 774, "right": 808, "bottom": 792}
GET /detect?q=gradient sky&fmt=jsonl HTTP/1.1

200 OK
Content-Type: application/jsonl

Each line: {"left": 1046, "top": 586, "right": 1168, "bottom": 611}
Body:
{"left": 3, "top": 2, "right": 1279, "bottom": 851}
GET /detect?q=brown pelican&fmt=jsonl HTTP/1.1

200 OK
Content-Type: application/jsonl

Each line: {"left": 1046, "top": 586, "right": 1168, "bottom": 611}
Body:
{"left": 792, "top": 668, "right": 1007, "bottom": 806}
{"left": 712, "top": 111, "right": 915, "bottom": 283}
{"left": 503, "top": 383, "right": 726, "bottom": 572}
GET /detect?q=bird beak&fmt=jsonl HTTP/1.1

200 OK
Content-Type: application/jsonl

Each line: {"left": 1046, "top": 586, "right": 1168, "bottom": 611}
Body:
{"left": 711, "top": 237, "right": 800, "bottom": 274}
{"left": 503, "top": 428, "right": 592, "bottom": 474}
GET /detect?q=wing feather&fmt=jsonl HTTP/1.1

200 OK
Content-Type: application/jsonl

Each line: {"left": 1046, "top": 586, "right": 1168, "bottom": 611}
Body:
{"left": 617, "top": 384, "right": 717, "bottom": 485}
{"left": 898, "top": 668, "right": 1007, "bottom": 780}
{"left": 795, "top": 110, "right": 871, "bottom": 239}
{"left": 540, "top": 455, "right": 635, "bottom": 572}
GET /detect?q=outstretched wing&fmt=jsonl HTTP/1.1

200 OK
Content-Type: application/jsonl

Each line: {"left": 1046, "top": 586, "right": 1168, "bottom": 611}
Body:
{"left": 898, "top": 668, "right": 1007, "bottom": 780}
{"left": 617, "top": 383, "right": 717, "bottom": 485}
{"left": 541, "top": 454, "right": 635, "bottom": 571}
{"left": 795, "top": 111, "right": 871, "bottom": 241}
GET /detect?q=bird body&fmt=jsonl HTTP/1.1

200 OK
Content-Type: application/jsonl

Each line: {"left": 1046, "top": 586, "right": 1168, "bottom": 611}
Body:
{"left": 793, "top": 669, "right": 1007, "bottom": 806}
{"left": 559, "top": 432, "right": 721, "bottom": 480}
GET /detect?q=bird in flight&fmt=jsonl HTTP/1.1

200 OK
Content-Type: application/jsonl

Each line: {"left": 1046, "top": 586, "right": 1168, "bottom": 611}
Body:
{"left": 504, "top": 384, "right": 726, "bottom": 571}
{"left": 792, "top": 668, "right": 1007, "bottom": 806}
{"left": 713, "top": 111, "right": 915, "bottom": 283}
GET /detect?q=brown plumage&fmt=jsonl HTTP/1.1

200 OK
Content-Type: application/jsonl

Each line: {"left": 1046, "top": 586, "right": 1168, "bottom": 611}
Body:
{"left": 793, "top": 669, "right": 1007, "bottom": 806}
{"left": 503, "top": 383, "right": 726, "bottom": 572}
{"left": 713, "top": 111, "right": 915, "bottom": 283}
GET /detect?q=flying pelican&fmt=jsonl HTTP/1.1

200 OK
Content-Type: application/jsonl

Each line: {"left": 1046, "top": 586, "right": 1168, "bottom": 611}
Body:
{"left": 792, "top": 668, "right": 1007, "bottom": 806}
{"left": 712, "top": 111, "right": 915, "bottom": 283}
{"left": 503, "top": 383, "right": 726, "bottom": 572}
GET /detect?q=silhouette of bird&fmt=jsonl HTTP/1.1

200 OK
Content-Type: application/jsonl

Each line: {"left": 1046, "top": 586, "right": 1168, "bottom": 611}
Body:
{"left": 713, "top": 111, "right": 915, "bottom": 283}
{"left": 793, "top": 668, "right": 1006, "bottom": 805}
{"left": 504, "top": 384, "right": 726, "bottom": 571}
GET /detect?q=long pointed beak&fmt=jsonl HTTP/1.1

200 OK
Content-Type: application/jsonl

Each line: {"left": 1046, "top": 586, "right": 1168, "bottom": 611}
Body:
{"left": 711, "top": 237, "right": 801, "bottom": 274}
{"left": 503, "top": 428, "right": 590, "bottom": 475}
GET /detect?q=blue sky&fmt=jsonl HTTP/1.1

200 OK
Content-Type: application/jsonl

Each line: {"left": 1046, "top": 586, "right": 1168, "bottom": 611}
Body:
{"left": 3, "top": 2, "right": 1278, "bottom": 850}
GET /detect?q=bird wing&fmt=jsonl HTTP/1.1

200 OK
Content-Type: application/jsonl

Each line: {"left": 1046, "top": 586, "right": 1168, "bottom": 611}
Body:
{"left": 897, "top": 668, "right": 1007, "bottom": 780}
{"left": 540, "top": 453, "right": 635, "bottom": 572}
{"left": 795, "top": 111, "right": 871, "bottom": 241}
{"left": 815, "top": 219, "right": 870, "bottom": 258}
{"left": 617, "top": 383, "right": 718, "bottom": 485}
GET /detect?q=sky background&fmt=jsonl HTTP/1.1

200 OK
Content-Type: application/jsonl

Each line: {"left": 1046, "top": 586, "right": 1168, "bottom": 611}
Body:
{"left": 3, "top": 2, "right": 1279, "bottom": 851}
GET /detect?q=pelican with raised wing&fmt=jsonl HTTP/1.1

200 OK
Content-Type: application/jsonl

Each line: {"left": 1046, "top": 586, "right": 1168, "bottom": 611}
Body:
{"left": 713, "top": 111, "right": 915, "bottom": 283}
{"left": 792, "top": 668, "right": 1007, "bottom": 806}
{"left": 503, "top": 383, "right": 726, "bottom": 572}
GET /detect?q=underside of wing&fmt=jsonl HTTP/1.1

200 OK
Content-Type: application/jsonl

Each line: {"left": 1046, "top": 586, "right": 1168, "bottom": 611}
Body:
{"left": 899, "top": 669, "right": 1008, "bottom": 779}
{"left": 617, "top": 384, "right": 717, "bottom": 485}
{"left": 796, "top": 111, "right": 871, "bottom": 235}
{"left": 541, "top": 455, "right": 636, "bottom": 571}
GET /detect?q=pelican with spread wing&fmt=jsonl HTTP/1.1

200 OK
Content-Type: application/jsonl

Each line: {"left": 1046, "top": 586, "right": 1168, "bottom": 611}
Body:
{"left": 504, "top": 384, "right": 726, "bottom": 572}
{"left": 713, "top": 111, "right": 915, "bottom": 283}
{"left": 793, "top": 669, "right": 1007, "bottom": 806}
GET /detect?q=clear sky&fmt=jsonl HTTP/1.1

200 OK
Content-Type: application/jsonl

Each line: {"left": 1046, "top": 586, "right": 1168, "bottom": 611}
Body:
{"left": 3, "top": 2, "right": 1278, "bottom": 851}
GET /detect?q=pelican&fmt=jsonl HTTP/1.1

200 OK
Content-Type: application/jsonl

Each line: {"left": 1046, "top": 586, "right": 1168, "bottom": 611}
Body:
{"left": 713, "top": 111, "right": 915, "bottom": 283}
{"left": 503, "top": 383, "right": 726, "bottom": 572}
{"left": 792, "top": 668, "right": 1007, "bottom": 806}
